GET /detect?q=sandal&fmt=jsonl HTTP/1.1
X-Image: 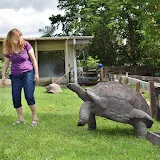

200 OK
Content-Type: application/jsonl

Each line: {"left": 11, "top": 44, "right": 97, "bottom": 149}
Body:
{"left": 13, "top": 120, "right": 25, "bottom": 125}
{"left": 30, "top": 119, "right": 39, "bottom": 127}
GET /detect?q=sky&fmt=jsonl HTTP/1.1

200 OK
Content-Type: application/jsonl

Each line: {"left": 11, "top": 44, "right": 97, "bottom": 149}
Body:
{"left": 0, "top": 0, "right": 64, "bottom": 37}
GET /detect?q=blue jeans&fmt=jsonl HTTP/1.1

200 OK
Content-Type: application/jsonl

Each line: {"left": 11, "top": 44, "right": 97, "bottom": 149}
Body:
{"left": 10, "top": 69, "right": 36, "bottom": 108}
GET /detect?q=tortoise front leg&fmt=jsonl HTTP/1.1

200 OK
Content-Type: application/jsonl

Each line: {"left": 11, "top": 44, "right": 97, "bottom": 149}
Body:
{"left": 134, "top": 119, "right": 147, "bottom": 138}
{"left": 77, "top": 101, "right": 91, "bottom": 126}
{"left": 88, "top": 114, "right": 96, "bottom": 130}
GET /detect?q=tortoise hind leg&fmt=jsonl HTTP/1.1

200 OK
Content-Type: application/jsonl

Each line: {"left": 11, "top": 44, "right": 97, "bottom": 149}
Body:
{"left": 88, "top": 114, "right": 96, "bottom": 130}
{"left": 133, "top": 119, "right": 147, "bottom": 138}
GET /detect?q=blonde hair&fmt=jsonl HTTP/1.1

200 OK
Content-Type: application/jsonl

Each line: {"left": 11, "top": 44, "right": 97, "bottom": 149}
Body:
{"left": 3, "top": 28, "right": 26, "bottom": 55}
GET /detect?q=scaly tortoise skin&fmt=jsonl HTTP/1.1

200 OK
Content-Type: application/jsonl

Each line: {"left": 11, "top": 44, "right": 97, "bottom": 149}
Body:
{"left": 67, "top": 81, "right": 153, "bottom": 138}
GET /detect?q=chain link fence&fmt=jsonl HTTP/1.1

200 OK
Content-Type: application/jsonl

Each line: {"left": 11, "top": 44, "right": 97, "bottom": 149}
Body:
{"left": 0, "top": 52, "right": 4, "bottom": 78}
{"left": 0, "top": 52, "right": 10, "bottom": 79}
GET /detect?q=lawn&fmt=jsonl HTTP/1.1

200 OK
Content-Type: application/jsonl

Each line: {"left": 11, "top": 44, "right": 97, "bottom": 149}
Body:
{"left": 0, "top": 85, "right": 160, "bottom": 160}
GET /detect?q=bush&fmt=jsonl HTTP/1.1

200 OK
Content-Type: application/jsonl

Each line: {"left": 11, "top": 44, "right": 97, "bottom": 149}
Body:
{"left": 155, "top": 72, "right": 160, "bottom": 77}
{"left": 77, "top": 56, "right": 100, "bottom": 71}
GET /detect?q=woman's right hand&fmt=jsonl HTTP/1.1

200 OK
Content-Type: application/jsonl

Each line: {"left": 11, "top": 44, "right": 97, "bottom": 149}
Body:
{"left": 1, "top": 77, "right": 5, "bottom": 85}
{"left": 1, "top": 57, "right": 11, "bottom": 86}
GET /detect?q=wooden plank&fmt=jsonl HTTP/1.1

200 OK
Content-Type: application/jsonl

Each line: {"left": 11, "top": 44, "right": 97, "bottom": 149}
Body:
{"left": 100, "top": 68, "right": 104, "bottom": 82}
{"left": 147, "top": 132, "right": 160, "bottom": 146}
{"left": 149, "top": 81, "right": 156, "bottom": 117}
{"left": 155, "top": 87, "right": 160, "bottom": 121}
{"left": 136, "top": 82, "right": 140, "bottom": 92}
{"left": 114, "top": 75, "right": 160, "bottom": 89}
{"left": 123, "top": 77, "right": 128, "bottom": 84}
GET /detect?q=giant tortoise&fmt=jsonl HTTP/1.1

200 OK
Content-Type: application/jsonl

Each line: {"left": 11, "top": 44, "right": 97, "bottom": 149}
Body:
{"left": 67, "top": 81, "right": 153, "bottom": 138}
{"left": 46, "top": 83, "right": 62, "bottom": 94}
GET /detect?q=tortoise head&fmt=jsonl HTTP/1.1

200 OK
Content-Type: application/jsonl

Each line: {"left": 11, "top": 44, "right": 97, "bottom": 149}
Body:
{"left": 67, "top": 83, "right": 85, "bottom": 93}
{"left": 67, "top": 83, "right": 91, "bottom": 101}
{"left": 66, "top": 83, "right": 76, "bottom": 90}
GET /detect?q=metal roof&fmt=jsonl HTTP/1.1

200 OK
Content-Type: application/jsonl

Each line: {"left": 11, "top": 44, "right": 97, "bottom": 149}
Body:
{"left": 0, "top": 36, "right": 94, "bottom": 41}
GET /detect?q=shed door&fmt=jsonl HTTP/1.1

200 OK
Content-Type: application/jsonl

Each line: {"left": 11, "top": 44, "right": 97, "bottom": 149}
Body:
{"left": 38, "top": 51, "right": 65, "bottom": 77}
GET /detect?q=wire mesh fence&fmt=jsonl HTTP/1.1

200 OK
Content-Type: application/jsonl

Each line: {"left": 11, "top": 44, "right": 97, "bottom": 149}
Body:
{"left": 0, "top": 52, "right": 4, "bottom": 78}
{"left": 0, "top": 52, "right": 10, "bottom": 79}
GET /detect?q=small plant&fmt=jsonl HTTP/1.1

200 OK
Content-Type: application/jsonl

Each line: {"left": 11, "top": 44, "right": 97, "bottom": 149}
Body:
{"left": 155, "top": 72, "right": 160, "bottom": 77}
{"left": 77, "top": 56, "right": 100, "bottom": 71}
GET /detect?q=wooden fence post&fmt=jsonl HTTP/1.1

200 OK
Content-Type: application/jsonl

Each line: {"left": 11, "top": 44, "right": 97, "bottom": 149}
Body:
{"left": 149, "top": 81, "right": 156, "bottom": 117}
{"left": 155, "top": 87, "right": 160, "bottom": 121}
{"left": 104, "top": 67, "right": 108, "bottom": 78}
{"left": 100, "top": 67, "right": 104, "bottom": 82}
{"left": 108, "top": 73, "right": 112, "bottom": 81}
{"left": 136, "top": 82, "right": 140, "bottom": 92}
{"left": 124, "top": 77, "right": 128, "bottom": 84}
{"left": 118, "top": 76, "right": 123, "bottom": 84}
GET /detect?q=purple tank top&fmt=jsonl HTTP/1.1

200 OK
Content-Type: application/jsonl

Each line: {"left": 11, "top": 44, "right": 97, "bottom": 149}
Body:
{"left": 5, "top": 41, "right": 33, "bottom": 75}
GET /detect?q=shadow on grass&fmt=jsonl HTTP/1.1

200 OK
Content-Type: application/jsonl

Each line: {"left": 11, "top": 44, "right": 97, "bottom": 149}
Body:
{"left": 37, "top": 112, "right": 135, "bottom": 138}
{"left": 0, "top": 111, "right": 136, "bottom": 139}
{"left": 93, "top": 127, "right": 135, "bottom": 137}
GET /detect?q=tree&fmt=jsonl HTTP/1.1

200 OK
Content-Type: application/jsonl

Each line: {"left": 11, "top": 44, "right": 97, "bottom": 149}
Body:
{"left": 39, "top": 26, "right": 56, "bottom": 37}
{"left": 46, "top": 0, "right": 160, "bottom": 67}
{"left": 137, "top": 0, "right": 160, "bottom": 67}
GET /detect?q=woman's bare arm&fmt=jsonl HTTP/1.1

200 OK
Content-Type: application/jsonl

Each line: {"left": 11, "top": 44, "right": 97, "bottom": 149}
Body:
{"left": 28, "top": 48, "right": 39, "bottom": 84}
{"left": 1, "top": 57, "right": 10, "bottom": 85}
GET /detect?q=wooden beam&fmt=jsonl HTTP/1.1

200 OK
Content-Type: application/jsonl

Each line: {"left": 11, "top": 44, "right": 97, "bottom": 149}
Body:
{"left": 73, "top": 39, "right": 78, "bottom": 83}
{"left": 155, "top": 87, "right": 160, "bottom": 121}
{"left": 100, "top": 68, "right": 104, "bottom": 82}
{"left": 34, "top": 40, "right": 38, "bottom": 64}
{"left": 65, "top": 39, "right": 69, "bottom": 83}
{"left": 149, "top": 81, "right": 156, "bottom": 117}
{"left": 136, "top": 82, "right": 140, "bottom": 92}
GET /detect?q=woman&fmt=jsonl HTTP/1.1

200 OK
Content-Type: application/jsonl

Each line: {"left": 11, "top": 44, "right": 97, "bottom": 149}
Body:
{"left": 1, "top": 28, "right": 39, "bottom": 127}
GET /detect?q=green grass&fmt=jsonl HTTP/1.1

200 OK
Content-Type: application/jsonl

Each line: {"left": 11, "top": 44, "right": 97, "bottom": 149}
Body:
{"left": 0, "top": 86, "right": 160, "bottom": 160}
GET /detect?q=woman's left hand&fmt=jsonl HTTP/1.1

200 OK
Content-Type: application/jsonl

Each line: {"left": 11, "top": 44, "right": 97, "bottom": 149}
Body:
{"left": 34, "top": 74, "right": 39, "bottom": 84}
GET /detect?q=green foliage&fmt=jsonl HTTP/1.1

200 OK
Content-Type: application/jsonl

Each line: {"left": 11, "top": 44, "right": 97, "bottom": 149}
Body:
{"left": 0, "top": 86, "right": 160, "bottom": 159}
{"left": 45, "top": 0, "right": 160, "bottom": 67}
{"left": 77, "top": 56, "right": 99, "bottom": 70}
{"left": 39, "top": 26, "right": 56, "bottom": 37}
{"left": 155, "top": 72, "right": 160, "bottom": 77}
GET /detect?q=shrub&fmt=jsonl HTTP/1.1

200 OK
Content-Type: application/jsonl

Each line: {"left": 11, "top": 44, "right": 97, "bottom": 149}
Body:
{"left": 77, "top": 56, "right": 100, "bottom": 71}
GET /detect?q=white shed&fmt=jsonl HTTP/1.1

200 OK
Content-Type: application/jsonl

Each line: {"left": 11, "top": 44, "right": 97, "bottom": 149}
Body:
{"left": 0, "top": 36, "right": 94, "bottom": 85}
